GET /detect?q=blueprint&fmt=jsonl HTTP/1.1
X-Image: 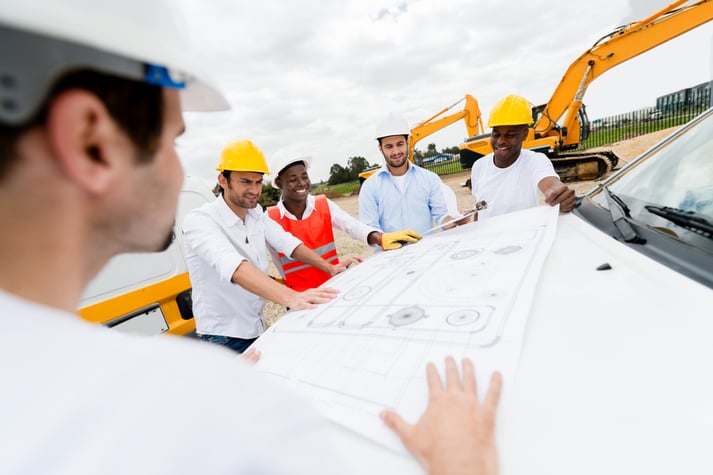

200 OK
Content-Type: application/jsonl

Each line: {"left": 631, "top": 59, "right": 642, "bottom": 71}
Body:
{"left": 253, "top": 205, "right": 558, "bottom": 453}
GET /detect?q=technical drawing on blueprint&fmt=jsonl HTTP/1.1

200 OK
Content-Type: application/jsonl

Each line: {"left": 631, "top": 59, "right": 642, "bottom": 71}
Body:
{"left": 253, "top": 205, "right": 558, "bottom": 452}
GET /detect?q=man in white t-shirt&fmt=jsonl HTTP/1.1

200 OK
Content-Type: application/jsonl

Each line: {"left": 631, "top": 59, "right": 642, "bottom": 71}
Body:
{"left": 471, "top": 94, "right": 576, "bottom": 221}
{"left": 0, "top": 2, "right": 503, "bottom": 474}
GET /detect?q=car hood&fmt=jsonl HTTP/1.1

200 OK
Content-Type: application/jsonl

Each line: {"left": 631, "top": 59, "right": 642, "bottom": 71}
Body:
{"left": 501, "top": 212, "right": 713, "bottom": 474}
{"left": 327, "top": 211, "right": 713, "bottom": 474}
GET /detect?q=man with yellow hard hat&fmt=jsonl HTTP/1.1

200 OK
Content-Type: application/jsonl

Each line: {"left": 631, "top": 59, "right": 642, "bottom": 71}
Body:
{"left": 471, "top": 94, "right": 576, "bottom": 220}
{"left": 182, "top": 139, "right": 348, "bottom": 354}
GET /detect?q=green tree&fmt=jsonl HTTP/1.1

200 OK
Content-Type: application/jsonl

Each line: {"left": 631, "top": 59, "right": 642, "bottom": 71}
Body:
{"left": 328, "top": 163, "right": 351, "bottom": 185}
{"left": 425, "top": 143, "right": 438, "bottom": 157}
{"left": 259, "top": 182, "right": 281, "bottom": 208}
{"left": 347, "top": 156, "right": 371, "bottom": 180}
{"left": 441, "top": 145, "right": 460, "bottom": 154}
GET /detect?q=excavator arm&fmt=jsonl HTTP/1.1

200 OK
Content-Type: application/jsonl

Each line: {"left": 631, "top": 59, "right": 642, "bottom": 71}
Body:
{"left": 537, "top": 0, "right": 713, "bottom": 145}
{"left": 460, "top": 0, "right": 713, "bottom": 182}
{"left": 409, "top": 94, "right": 484, "bottom": 161}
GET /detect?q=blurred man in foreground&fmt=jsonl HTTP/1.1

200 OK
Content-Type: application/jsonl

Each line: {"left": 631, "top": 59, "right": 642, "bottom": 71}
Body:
{"left": 0, "top": 1, "right": 502, "bottom": 473}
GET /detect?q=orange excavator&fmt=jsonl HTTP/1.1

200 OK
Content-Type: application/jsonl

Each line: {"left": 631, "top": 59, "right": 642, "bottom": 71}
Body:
{"left": 460, "top": 0, "right": 713, "bottom": 181}
{"left": 358, "top": 94, "right": 484, "bottom": 183}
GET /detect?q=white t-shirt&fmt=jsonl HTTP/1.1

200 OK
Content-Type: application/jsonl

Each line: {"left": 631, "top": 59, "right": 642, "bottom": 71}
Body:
{"left": 470, "top": 149, "right": 557, "bottom": 220}
{"left": 0, "top": 290, "right": 342, "bottom": 474}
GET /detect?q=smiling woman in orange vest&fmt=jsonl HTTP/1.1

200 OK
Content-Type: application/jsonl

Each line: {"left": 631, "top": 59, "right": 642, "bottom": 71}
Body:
{"left": 266, "top": 157, "right": 422, "bottom": 291}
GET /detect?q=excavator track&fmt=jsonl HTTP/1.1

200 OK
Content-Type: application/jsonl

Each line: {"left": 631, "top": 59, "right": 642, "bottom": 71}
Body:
{"left": 550, "top": 150, "right": 619, "bottom": 182}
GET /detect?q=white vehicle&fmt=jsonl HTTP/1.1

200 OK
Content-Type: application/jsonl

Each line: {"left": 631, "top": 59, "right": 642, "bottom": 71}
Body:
{"left": 327, "top": 108, "right": 713, "bottom": 473}
{"left": 78, "top": 177, "right": 215, "bottom": 336}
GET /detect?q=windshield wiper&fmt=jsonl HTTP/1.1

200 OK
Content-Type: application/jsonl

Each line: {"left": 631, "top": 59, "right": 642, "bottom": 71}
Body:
{"left": 601, "top": 186, "right": 646, "bottom": 244}
{"left": 645, "top": 206, "right": 713, "bottom": 240}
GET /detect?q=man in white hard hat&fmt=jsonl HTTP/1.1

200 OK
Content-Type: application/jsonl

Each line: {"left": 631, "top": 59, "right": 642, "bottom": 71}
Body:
{"left": 266, "top": 156, "right": 422, "bottom": 291}
{"left": 471, "top": 94, "right": 576, "bottom": 220}
{"left": 0, "top": 1, "right": 502, "bottom": 473}
{"left": 359, "top": 112, "right": 470, "bottom": 235}
{"left": 183, "top": 140, "right": 347, "bottom": 354}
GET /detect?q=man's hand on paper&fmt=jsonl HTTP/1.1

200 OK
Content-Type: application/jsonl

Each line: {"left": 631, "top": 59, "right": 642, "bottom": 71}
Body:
{"left": 286, "top": 287, "right": 340, "bottom": 310}
{"left": 337, "top": 256, "right": 363, "bottom": 270}
{"left": 380, "top": 357, "right": 502, "bottom": 475}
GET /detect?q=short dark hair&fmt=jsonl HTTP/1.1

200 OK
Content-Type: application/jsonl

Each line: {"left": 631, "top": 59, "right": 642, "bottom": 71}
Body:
{"left": 0, "top": 69, "right": 164, "bottom": 181}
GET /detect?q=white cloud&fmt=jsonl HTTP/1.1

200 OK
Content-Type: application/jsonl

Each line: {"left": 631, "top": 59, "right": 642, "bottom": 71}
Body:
{"left": 176, "top": 0, "right": 713, "bottom": 183}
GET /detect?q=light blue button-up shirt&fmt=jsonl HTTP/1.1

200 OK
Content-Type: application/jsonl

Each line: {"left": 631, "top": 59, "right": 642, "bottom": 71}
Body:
{"left": 358, "top": 163, "right": 450, "bottom": 234}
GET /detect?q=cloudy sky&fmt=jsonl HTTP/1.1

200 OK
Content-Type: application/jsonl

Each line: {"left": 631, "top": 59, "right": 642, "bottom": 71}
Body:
{"left": 175, "top": 0, "right": 713, "bottom": 184}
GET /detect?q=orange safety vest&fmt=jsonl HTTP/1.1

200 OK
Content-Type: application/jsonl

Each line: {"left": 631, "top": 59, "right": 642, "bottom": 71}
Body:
{"left": 266, "top": 195, "right": 339, "bottom": 291}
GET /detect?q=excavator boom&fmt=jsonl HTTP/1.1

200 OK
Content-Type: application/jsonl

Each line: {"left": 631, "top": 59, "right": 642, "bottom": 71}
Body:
{"left": 537, "top": 0, "right": 713, "bottom": 140}
{"left": 409, "top": 94, "right": 484, "bottom": 160}
{"left": 460, "top": 0, "right": 713, "bottom": 182}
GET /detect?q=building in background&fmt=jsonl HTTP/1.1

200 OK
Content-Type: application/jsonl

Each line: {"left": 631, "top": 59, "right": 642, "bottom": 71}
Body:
{"left": 655, "top": 80, "right": 712, "bottom": 113}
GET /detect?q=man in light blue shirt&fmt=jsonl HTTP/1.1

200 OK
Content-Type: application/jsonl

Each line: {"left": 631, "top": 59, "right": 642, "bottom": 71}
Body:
{"left": 359, "top": 113, "right": 468, "bottom": 234}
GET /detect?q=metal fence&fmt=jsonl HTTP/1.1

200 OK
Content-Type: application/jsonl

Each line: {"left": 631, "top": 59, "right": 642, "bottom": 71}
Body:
{"left": 581, "top": 92, "right": 710, "bottom": 150}
{"left": 417, "top": 154, "right": 466, "bottom": 177}
{"left": 417, "top": 91, "right": 711, "bottom": 177}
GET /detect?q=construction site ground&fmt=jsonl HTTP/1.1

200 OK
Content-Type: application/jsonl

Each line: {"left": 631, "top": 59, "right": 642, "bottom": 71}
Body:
{"left": 264, "top": 127, "right": 679, "bottom": 324}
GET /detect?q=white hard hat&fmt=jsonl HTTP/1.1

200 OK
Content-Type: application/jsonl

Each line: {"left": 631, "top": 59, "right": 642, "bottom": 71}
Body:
{"left": 0, "top": 0, "right": 228, "bottom": 124}
{"left": 271, "top": 156, "right": 312, "bottom": 189}
{"left": 375, "top": 112, "right": 410, "bottom": 140}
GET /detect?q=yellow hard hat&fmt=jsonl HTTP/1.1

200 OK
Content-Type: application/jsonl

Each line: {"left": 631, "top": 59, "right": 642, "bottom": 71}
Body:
{"left": 216, "top": 139, "right": 270, "bottom": 174}
{"left": 487, "top": 94, "right": 533, "bottom": 128}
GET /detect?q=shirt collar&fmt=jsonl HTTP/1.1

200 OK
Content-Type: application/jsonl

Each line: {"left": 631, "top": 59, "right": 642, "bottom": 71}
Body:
{"left": 378, "top": 161, "right": 414, "bottom": 177}
{"left": 215, "top": 194, "right": 263, "bottom": 226}
{"left": 277, "top": 194, "right": 315, "bottom": 220}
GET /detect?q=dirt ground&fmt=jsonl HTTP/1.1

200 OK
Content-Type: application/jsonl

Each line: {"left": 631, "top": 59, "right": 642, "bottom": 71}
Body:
{"left": 264, "top": 127, "right": 679, "bottom": 324}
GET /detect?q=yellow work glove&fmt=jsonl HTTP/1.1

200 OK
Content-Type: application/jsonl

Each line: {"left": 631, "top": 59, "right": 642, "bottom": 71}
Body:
{"left": 380, "top": 229, "right": 422, "bottom": 250}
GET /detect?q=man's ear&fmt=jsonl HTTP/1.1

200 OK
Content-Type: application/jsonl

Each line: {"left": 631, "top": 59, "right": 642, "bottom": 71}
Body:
{"left": 45, "top": 89, "right": 129, "bottom": 195}
{"left": 217, "top": 172, "right": 228, "bottom": 190}
{"left": 273, "top": 175, "right": 282, "bottom": 189}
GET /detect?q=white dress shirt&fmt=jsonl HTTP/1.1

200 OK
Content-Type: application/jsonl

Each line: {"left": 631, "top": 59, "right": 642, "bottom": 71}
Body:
{"left": 182, "top": 196, "right": 302, "bottom": 339}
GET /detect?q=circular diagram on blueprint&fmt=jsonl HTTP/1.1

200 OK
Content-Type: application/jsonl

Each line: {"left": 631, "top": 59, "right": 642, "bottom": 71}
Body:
{"left": 388, "top": 306, "right": 426, "bottom": 327}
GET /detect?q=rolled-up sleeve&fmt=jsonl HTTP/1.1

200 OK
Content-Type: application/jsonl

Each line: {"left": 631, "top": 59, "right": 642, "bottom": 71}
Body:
{"left": 264, "top": 215, "right": 302, "bottom": 258}
{"left": 328, "top": 198, "right": 378, "bottom": 243}
{"left": 183, "top": 210, "right": 246, "bottom": 283}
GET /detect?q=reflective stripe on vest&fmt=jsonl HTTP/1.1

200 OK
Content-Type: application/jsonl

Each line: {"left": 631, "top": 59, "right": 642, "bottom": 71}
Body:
{"left": 266, "top": 195, "right": 339, "bottom": 291}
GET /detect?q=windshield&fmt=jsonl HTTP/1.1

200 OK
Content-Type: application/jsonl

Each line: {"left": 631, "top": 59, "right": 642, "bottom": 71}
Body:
{"left": 590, "top": 109, "right": 713, "bottom": 244}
